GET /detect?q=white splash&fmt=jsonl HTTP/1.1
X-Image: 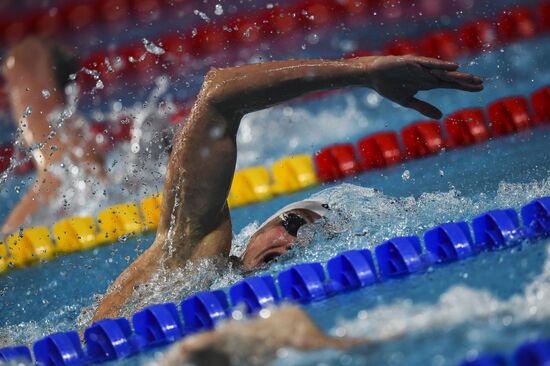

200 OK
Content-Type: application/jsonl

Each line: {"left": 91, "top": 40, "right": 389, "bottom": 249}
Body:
{"left": 194, "top": 9, "right": 211, "bottom": 22}
{"left": 142, "top": 38, "right": 165, "bottom": 56}
{"left": 333, "top": 242, "right": 550, "bottom": 340}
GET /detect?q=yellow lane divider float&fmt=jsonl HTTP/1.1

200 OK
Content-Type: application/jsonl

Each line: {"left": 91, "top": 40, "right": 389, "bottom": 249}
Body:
{"left": 0, "top": 154, "right": 318, "bottom": 274}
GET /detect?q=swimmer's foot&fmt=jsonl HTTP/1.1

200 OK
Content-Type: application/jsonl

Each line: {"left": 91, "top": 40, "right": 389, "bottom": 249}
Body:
{"left": 153, "top": 305, "right": 367, "bottom": 366}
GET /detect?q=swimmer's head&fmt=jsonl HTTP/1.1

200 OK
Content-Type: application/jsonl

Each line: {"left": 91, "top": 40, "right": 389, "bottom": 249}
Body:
{"left": 241, "top": 200, "right": 329, "bottom": 270}
{"left": 49, "top": 41, "right": 78, "bottom": 91}
{"left": 2, "top": 36, "right": 78, "bottom": 91}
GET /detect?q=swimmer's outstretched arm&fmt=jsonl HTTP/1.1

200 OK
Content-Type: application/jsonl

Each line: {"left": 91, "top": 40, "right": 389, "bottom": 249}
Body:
{"left": 93, "top": 55, "right": 483, "bottom": 320}
{"left": 206, "top": 56, "right": 482, "bottom": 119}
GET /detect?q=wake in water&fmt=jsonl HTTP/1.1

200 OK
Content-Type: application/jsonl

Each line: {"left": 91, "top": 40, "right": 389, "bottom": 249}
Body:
{"left": 334, "top": 243, "right": 550, "bottom": 338}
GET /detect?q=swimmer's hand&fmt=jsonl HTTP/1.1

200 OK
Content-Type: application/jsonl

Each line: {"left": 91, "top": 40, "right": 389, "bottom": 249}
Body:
{"left": 357, "top": 55, "right": 484, "bottom": 119}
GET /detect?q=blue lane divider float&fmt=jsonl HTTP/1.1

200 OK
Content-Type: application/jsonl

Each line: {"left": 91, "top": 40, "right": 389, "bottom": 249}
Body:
{"left": 132, "top": 303, "right": 185, "bottom": 348}
{"left": 2, "top": 196, "right": 550, "bottom": 365}
{"left": 521, "top": 197, "right": 550, "bottom": 239}
{"left": 326, "top": 249, "right": 377, "bottom": 291}
{"left": 181, "top": 290, "right": 229, "bottom": 332}
{"left": 424, "top": 222, "right": 475, "bottom": 263}
{"left": 278, "top": 262, "right": 327, "bottom": 302}
{"left": 229, "top": 275, "right": 280, "bottom": 314}
{"left": 458, "top": 338, "right": 550, "bottom": 366}
{"left": 472, "top": 209, "right": 523, "bottom": 249}
{"left": 375, "top": 236, "right": 425, "bottom": 279}
{"left": 84, "top": 318, "right": 142, "bottom": 362}
{"left": 514, "top": 339, "right": 550, "bottom": 366}
{"left": 0, "top": 345, "right": 32, "bottom": 363}
{"left": 460, "top": 354, "right": 508, "bottom": 366}
{"left": 33, "top": 332, "right": 85, "bottom": 366}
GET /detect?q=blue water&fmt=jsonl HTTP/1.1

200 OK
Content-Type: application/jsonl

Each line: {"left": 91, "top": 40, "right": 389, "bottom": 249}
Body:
{"left": 1, "top": 16, "right": 550, "bottom": 366}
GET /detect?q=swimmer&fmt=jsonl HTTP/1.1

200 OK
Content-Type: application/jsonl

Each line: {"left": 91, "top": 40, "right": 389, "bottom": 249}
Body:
{"left": 1, "top": 37, "right": 105, "bottom": 235}
{"left": 154, "top": 305, "right": 378, "bottom": 366}
{"left": 93, "top": 54, "right": 483, "bottom": 322}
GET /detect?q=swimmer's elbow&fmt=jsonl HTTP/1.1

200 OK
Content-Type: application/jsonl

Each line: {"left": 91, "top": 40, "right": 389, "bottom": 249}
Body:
{"left": 201, "top": 68, "right": 226, "bottom": 104}
{"left": 200, "top": 68, "right": 244, "bottom": 114}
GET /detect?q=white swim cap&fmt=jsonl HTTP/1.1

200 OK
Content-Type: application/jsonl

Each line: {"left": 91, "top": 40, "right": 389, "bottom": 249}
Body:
{"left": 258, "top": 200, "right": 330, "bottom": 230}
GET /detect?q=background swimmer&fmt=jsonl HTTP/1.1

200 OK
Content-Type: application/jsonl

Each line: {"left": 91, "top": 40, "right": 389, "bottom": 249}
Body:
{"left": 1, "top": 37, "right": 105, "bottom": 235}
{"left": 153, "top": 305, "right": 377, "bottom": 366}
{"left": 93, "top": 54, "right": 484, "bottom": 321}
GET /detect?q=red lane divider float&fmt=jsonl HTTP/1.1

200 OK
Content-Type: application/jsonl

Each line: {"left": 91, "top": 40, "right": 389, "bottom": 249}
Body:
{"left": 496, "top": 6, "right": 538, "bottom": 42}
{"left": 458, "top": 20, "right": 498, "bottom": 53}
{"left": 445, "top": 108, "right": 490, "bottom": 148}
{"left": 315, "top": 143, "right": 360, "bottom": 182}
{"left": 68, "top": 0, "right": 550, "bottom": 116}
{"left": 420, "top": 30, "right": 465, "bottom": 60}
{"left": 531, "top": 87, "right": 550, "bottom": 123}
{"left": 488, "top": 96, "right": 534, "bottom": 136}
{"left": 357, "top": 132, "right": 402, "bottom": 170}
{"left": 541, "top": 1, "right": 550, "bottom": 31}
{"left": 401, "top": 121, "right": 444, "bottom": 159}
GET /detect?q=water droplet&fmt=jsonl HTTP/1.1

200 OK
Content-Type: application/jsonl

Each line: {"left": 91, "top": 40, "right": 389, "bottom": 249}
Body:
{"left": 214, "top": 4, "right": 223, "bottom": 16}
{"left": 41, "top": 89, "right": 50, "bottom": 99}
{"left": 23, "top": 106, "right": 32, "bottom": 118}
{"left": 95, "top": 79, "right": 104, "bottom": 90}
{"left": 231, "top": 309, "right": 243, "bottom": 320}
{"left": 118, "top": 234, "right": 129, "bottom": 243}
{"left": 142, "top": 38, "right": 165, "bottom": 55}
{"left": 209, "top": 125, "right": 225, "bottom": 139}
{"left": 402, "top": 170, "right": 410, "bottom": 181}
{"left": 194, "top": 9, "right": 210, "bottom": 22}
{"left": 259, "top": 308, "right": 271, "bottom": 319}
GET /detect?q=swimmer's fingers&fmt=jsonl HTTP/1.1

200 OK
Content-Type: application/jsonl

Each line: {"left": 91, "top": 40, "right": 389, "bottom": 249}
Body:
{"left": 403, "top": 97, "right": 443, "bottom": 119}
{"left": 417, "top": 70, "right": 483, "bottom": 92}
{"left": 431, "top": 69, "right": 484, "bottom": 86}
{"left": 411, "top": 56, "right": 459, "bottom": 71}
{"left": 433, "top": 80, "right": 484, "bottom": 92}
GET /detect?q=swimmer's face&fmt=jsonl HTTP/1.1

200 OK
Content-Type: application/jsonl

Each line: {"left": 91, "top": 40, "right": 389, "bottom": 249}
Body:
{"left": 241, "top": 209, "right": 321, "bottom": 270}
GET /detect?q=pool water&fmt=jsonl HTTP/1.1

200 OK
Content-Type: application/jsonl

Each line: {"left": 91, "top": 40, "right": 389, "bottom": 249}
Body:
{"left": 1, "top": 13, "right": 550, "bottom": 366}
